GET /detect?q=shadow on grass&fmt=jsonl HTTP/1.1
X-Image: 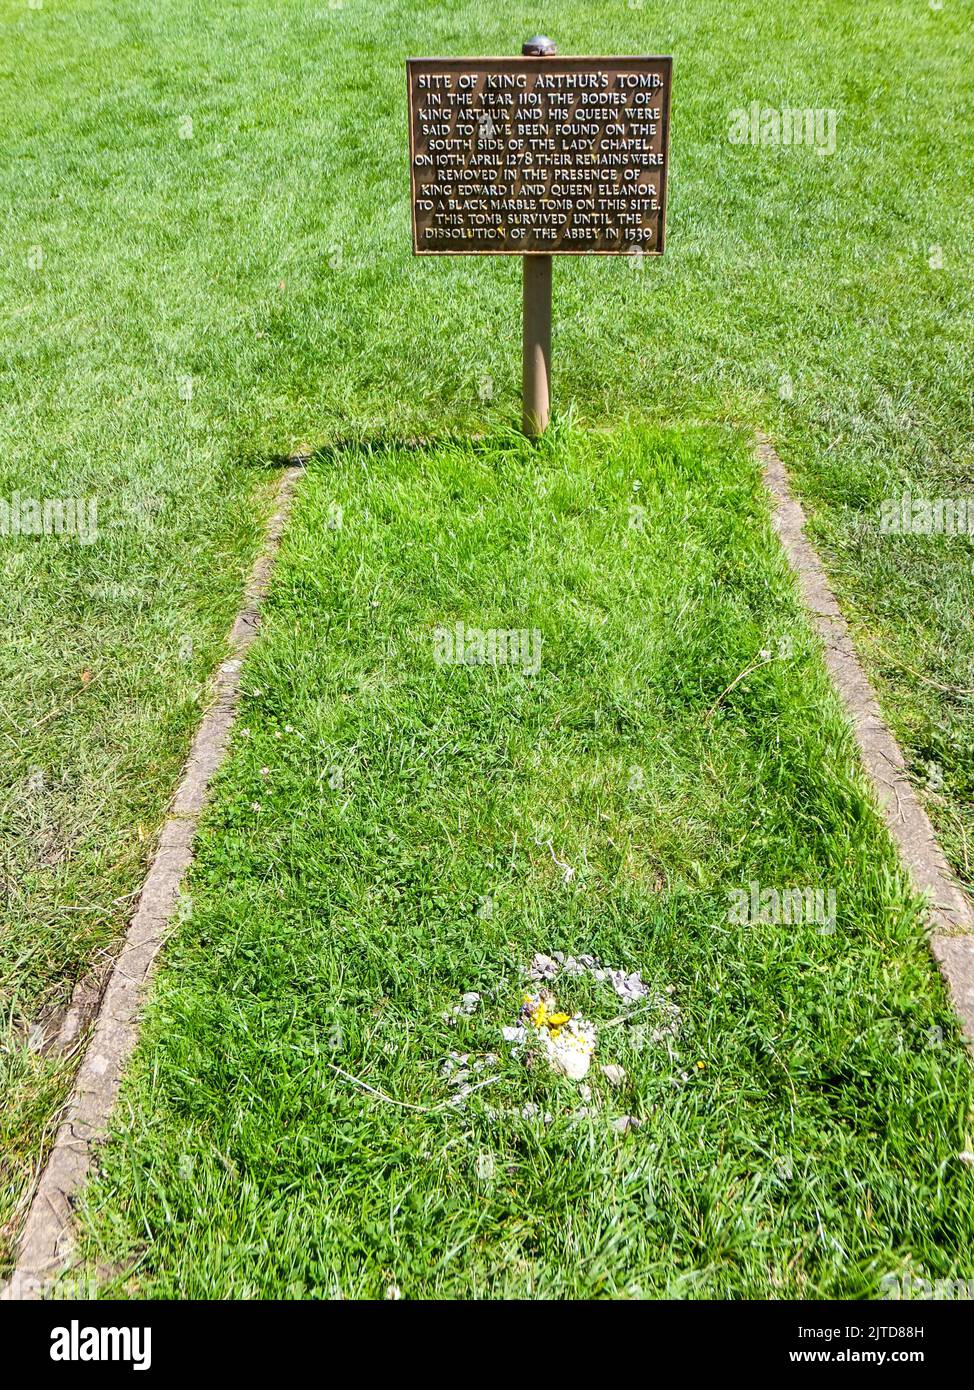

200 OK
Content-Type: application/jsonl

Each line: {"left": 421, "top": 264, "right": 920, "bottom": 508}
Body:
{"left": 248, "top": 413, "right": 739, "bottom": 474}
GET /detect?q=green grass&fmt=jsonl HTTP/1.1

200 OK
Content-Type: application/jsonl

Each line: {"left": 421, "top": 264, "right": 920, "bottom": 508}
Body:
{"left": 2, "top": 0, "right": 972, "bottom": 1280}
{"left": 77, "top": 428, "right": 974, "bottom": 1298}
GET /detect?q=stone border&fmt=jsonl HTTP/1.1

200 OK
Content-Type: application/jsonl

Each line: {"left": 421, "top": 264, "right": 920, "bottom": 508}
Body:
{"left": 758, "top": 434, "right": 974, "bottom": 1040}
{"left": 1, "top": 464, "right": 305, "bottom": 1301}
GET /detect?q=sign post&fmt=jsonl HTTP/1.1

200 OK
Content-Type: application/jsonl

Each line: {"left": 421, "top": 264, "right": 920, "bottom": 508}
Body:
{"left": 520, "top": 36, "right": 556, "bottom": 437}
{"left": 407, "top": 41, "right": 672, "bottom": 437}
{"left": 522, "top": 245, "right": 552, "bottom": 437}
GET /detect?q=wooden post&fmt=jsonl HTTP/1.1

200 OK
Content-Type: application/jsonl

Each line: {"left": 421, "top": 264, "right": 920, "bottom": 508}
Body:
{"left": 521, "top": 36, "right": 557, "bottom": 438}
{"left": 522, "top": 254, "right": 552, "bottom": 437}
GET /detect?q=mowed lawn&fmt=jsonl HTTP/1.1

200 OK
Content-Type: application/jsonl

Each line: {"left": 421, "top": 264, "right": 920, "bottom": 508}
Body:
{"left": 2, "top": 0, "right": 972, "bottom": 1277}
{"left": 77, "top": 430, "right": 974, "bottom": 1299}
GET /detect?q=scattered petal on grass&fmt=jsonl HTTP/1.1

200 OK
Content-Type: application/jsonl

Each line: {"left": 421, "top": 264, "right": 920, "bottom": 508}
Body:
{"left": 440, "top": 1052, "right": 468, "bottom": 1078}
{"left": 601, "top": 1064, "right": 626, "bottom": 1087}
{"left": 443, "top": 991, "right": 482, "bottom": 1023}
{"left": 611, "top": 1115, "right": 643, "bottom": 1134}
{"left": 605, "top": 968, "right": 651, "bottom": 1004}
{"left": 524, "top": 951, "right": 674, "bottom": 1017}
{"left": 528, "top": 952, "right": 559, "bottom": 981}
{"left": 521, "top": 1103, "right": 553, "bottom": 1123}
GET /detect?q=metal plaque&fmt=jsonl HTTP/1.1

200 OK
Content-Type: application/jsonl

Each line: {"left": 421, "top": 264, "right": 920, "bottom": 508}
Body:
{"left": 407, "top": 55, "right": 672, "bottom": 256}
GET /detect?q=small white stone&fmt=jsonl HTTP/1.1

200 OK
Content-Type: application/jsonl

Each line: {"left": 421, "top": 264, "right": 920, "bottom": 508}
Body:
{"left": 601, "top": 1064, "right": 626, "bottom": 1087}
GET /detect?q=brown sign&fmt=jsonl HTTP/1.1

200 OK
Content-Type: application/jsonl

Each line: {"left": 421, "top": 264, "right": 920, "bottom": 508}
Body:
{"left": 407, "top": 55, "right": 671, "bottom": 256}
